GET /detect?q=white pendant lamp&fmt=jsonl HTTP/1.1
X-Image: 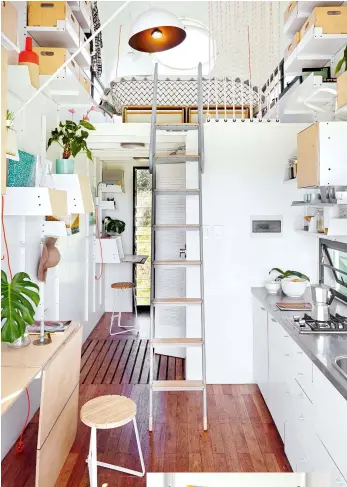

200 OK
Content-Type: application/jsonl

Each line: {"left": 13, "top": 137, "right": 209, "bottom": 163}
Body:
{"left": 128, "top": 8, "right": 186, "bottom": 53}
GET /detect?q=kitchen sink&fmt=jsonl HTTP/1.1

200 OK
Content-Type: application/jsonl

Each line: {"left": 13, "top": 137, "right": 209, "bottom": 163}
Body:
{"left": 333, "top": 356, "right": 347, "bottom": 380}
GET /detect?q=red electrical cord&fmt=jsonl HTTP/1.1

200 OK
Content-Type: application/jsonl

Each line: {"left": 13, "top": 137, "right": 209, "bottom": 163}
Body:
{"left": 1, "top": 195, "right": 31, "bottom": 452}
{"left": 95, "top": 206, "right": 104, "bottom": 280}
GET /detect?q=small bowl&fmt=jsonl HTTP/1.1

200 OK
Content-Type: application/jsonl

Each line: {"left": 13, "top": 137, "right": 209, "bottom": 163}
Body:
{"left": 264, "top": 280, "right": 281, "bottom": 294}
{"left": 281, "top": 278, "right": 308, "bottom": 298}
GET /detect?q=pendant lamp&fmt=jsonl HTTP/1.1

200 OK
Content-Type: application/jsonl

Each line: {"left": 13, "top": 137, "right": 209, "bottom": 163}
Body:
{"left": 128, "top": 8, "right": 186, "bottom": 53}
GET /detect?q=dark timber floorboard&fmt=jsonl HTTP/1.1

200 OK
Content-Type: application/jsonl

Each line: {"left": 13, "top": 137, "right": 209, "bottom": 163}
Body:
{"left": 1, "top": 312, "right": 291, "bottom": 487}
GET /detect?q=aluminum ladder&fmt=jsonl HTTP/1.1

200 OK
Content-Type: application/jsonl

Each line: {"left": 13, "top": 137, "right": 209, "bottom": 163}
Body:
{"left": 148, "top": 62, "right": 207, "bottom": 431}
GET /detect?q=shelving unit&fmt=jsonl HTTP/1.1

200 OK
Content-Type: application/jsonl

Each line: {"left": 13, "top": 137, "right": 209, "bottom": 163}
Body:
{"left": 279, "top": 73, "right": 336, "bottom": 118}
{"left": 284, "top": 1, "right": 337, "bottom": 38}
{"left": 3, "top": 187, "right": 67, "bottom": 216}
{"left": 68, "top": 1, "right": 92, "bottom": 32}
{"left": 26, "top": 22, "right": 79, "bottom": 52}
{"left": 284, "top": 27, "right": 347, "bottom": 75}
{"left": 40, "top": 67, "right": 92, "bottom": 107}
{"left": 49, "top": 174, "right": 94, "bottom": 214}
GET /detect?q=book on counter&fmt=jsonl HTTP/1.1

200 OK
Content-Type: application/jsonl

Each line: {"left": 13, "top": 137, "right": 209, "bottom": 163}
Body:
{"left": 28, "top": 321, "right": 72, "bottom": 334}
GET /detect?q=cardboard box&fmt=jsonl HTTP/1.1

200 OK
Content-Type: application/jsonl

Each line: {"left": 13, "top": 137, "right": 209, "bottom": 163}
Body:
{"left": 284, "top": 2, "right": 297, "bottom": 23}
{"left": 337, "top": 70, "right": 347, "bottom": 110}
{"left": 284, "top": 32, "right": 301, "bottom": 59}
{"left": 1, "top": 1, "right": 18, "bottom": 47}
{"left": 33, "top": 47, "right": 81, "bottom": 79}
{"left": 79, "top": 70, "right": 91, "bottom": 93}
{"left": 300, "top": 6, "right": 347, "bottom": 39}
{"left": 27, "top": 1, "right": 79, "bottom": 36}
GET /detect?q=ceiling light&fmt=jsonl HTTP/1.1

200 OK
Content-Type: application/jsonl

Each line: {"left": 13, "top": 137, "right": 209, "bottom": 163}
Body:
{"left": 151, "top": 28, "right": 163, "bottom": 39}
{"left": 120, "top": 142, "right": 145, "bottom": 149}
{"left": 128, "top": 8, "right": 186, "bottom": 53}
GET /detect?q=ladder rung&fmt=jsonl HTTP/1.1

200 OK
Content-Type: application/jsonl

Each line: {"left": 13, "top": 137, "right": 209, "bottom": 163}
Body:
{"left": 153, "top": 224, "right": 200, "bottom": 230}
{"left": 152, "top": 298, "right": 202, "bottom": 305}
{"left": 154, "top": 154, "right": 200, "bottom": 163}
{"left": 155, "top": 123, "right": 199, "bottom": 132}
{"left": 151, "top": 338, "right": 203, "bottom": 347}
{"left": 154, "top": 188, "right": 200, "bottom": 195}
{"left": 153, "top": 260, "right": 201, "bottom": 266}
{"left": 152, "top": 380, "right": 205, "bottom": 391}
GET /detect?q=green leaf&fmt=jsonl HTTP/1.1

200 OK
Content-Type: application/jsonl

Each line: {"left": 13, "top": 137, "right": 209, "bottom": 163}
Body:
{"left": 70, "top": 140, "right": 81, "bottom": 158}
{"left": 269, "top": 268, "right": 284, "bottom": 276}
{"left": 79, "top": 120, "right": 96, "bottom": 131}
{"left": 284, "top": 270, "right": 310, "bottom": 282}
{"left": 335, "top": 59, "right": 344, "bottom": 74}
{"left": 86, "top": 148, "right": 93, "bottom": 160}
{"left": 1, "top": 271, "right": 40, "bottom": 343}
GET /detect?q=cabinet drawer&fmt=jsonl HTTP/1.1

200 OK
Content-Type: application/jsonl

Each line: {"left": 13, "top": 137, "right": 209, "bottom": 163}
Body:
{"left": 311, "top": 433, "right": 347, "bottom": 486}
{"left": 291, "top": 340, "right": 313, "bottom": 400}
{"left": 313, "top": 364, "right": 347, "bottom": 480}
{"left": 37, "top": 326, "right": 82, "bottom": 448}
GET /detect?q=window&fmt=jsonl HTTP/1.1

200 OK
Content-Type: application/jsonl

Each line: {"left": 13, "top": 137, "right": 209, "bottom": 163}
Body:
{"left": 320, "top": 240, "right": 347, "bottom": 302}
{"left": 155, "top": 19, "right": 212, "bottom": 75}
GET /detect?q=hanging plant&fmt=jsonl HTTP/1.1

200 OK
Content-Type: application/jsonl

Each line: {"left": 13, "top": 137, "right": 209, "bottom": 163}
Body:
{"left": 1, "top": 271, "right": 40, "bottom": 343}
{"left": 47, "top": 119, "right": 96, "bottom": 161}
{"left": 335, "top": 46, "right": 347, "bottom": 74}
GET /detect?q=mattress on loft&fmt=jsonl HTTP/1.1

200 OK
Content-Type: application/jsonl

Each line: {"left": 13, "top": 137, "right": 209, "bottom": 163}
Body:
{"left": 109, "top": 75, "right": 262, "bottom": 116}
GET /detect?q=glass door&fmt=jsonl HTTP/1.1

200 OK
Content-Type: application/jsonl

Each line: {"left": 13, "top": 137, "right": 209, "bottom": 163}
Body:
{"left": 133, "top": 167, "right": 152, "bottom": 307}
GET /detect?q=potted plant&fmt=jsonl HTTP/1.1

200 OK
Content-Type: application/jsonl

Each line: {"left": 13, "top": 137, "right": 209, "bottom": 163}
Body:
{"left": 1, "top": 271, "right": 40, "bottom": 347}
{"left": 269, "top": 268, "right": 310, "bottom": 298}
{"left": 48, "top": 119, "right": 96, "bottom": 174}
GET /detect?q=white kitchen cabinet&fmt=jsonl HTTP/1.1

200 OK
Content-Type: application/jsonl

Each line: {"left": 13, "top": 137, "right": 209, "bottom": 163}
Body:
{"left": 252, "top": 299, "right": 269, "bottom": 402}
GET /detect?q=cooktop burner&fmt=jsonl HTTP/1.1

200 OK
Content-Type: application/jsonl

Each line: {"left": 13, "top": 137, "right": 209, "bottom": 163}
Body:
{"left": 289, "top": 313, "right": 347, "bottom": 334}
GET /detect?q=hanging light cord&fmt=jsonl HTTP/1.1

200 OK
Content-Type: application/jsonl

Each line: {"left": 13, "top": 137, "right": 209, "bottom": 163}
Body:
{"left": 95, "top": 182, "right": 104, "bottom": 280}
{"left": 1, "top": 196, "right": 31, "bottom": 452}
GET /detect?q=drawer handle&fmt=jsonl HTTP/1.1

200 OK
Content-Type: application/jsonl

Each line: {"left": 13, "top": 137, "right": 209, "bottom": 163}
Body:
{"left": 297, "top": 372, "right": 304, "bottom": 376}
{"left": 298, "top": 393, "right": 305, "bottom": 399}
{"left": 299, "top": 456, "right": 307, "bottom": 463}
{"left": 285, "top": 353, "right": 290, "bottom": 357}
{"left": 336, "top": 479, "right": 344, "bottom": 485}
{"left": 299, "top": 415, "right": 305, "bottom": 421}
{"left": 260, "top": 307, "right": 266, "bottom": 311}
{"left": 271, "top": 318, "right": 276, "bottom": 323}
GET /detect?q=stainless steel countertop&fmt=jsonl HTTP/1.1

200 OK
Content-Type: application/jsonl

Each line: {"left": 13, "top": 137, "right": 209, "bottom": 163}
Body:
{"left": 252, "top": 287, "right": 347, "bottom": 400}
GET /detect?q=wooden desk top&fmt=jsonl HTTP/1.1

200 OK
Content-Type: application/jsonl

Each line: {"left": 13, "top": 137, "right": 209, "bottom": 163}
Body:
{"left": 1, "top": 322, "right": 81, "bottom": 415}
{"left": 1, "top": 322, "right": 80, "bottom": 368}
{"left": 1, "top": 366, "right": 41, "bottom": 415}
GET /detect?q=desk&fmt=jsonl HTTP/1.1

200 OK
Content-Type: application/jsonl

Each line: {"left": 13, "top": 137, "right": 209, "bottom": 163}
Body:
{"left": 1, "top": 322, "right": 82, "bottom": 487}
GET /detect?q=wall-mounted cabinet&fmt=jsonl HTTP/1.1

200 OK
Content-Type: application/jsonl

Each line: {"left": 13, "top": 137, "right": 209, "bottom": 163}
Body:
{"left": 3, "top": 187, "right": 68, "bottom": 216}
{"left": 94, "top": 236, "right": 124, "bottom": 264}
{"left": 297, "top": 122, "right": 346, "bottom": 188}
{"left": 48, "top": 174, "right": 94, "bottom": 214}
{"left": 337, "top": 70, "right": 347, "bottom": 111}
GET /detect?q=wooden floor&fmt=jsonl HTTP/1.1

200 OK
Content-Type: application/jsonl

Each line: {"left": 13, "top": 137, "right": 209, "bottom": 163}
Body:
{"left": 1, "top": 313, "right": 291, "bottom": 487}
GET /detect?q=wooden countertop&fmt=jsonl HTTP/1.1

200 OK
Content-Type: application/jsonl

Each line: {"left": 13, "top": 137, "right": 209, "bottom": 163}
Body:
{"left": 1, "top": 322, "right": 81, "bottom": 415}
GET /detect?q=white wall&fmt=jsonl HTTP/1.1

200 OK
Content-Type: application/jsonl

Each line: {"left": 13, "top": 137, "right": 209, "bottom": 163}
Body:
{"left": 185, "top": 123, "right": 319, "bottom": 384}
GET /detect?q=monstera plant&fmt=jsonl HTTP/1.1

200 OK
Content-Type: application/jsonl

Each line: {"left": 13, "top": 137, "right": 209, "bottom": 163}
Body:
{"left": 1, "top": 271, "right": 40, "bottom": 343}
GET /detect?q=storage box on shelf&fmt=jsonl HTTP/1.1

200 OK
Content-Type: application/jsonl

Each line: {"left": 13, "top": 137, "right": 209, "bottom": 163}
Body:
{"left": 296, "top": 122, "right": 345, "bottom": 188}
{"left": 284, "top": 1, "right": 345, "bottom": 38}
{"left": 3, "top": 187, "right": 67, "bottom": 216}
{"left": 300, "top": 6, "right": 347, "bottom": 40}
{"left": 26, "top": 1, "right": 79, "bottom": 53}
{"left": 337, "top": 70, "right": 347, "bottom": 110}
{"left": 68, "top": 1, "right": 92, "bottom": 31}
{"left": 285, "top": 32, "right": 301, "bottom": 59}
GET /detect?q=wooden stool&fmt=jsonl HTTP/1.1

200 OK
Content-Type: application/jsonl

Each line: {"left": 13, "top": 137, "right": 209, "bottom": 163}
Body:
{"left": 110, "top": 282, "right": 138, "bottom": 335}
{"left": 80, "top": 395, "right": 145, "bottom": 484}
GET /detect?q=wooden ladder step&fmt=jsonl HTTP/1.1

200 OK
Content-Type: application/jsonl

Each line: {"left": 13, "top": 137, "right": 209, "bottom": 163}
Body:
{"left": 153, "top": 260, "right": 201, "bottom": 266}
{"left": 153, "top": 224, "right": 200, "bottom": 230}
{"left": 154, "top": 188, "right": 200, "bottom": 195}
{"left": 152, "top": 380, "right": 205, "bottom": 391}
{"left": 154, "top": 154, "right": 200, "bottom": 163}
{"left": 152, "top": 298, "right": 202, "bottom": 305}
{"left": 151, "top": 338, "right": 202, "bottom": 347}
{"left": 155, "top": 123, "right": 199, "bottom": 131}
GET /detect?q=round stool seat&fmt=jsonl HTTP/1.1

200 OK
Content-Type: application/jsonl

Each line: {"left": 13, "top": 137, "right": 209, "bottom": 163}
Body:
{"left": 80, "top": 395, "right": 136, "bottom": 430}
{"left": 111, "top": 282, "right": 134, "bottom": 289}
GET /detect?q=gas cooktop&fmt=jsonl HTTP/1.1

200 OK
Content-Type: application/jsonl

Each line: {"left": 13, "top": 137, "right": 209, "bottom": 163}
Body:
{"left": 288, "top": 313, "right": 347, "bottom": 334}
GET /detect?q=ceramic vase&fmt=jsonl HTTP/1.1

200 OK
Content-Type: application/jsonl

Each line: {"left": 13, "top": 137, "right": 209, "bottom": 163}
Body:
{"left": 56, "top": 158, "right": 74, "bottom": 174}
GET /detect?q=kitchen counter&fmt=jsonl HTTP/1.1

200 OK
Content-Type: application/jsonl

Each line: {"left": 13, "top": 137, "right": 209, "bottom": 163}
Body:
{"left": 252, "top": 287, "right": 347, "bottom": 400}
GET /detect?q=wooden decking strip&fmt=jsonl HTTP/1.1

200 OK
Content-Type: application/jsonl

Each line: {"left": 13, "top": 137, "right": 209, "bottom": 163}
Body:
{"left": 80, "top": 338, "right": 185, "bottom": 385}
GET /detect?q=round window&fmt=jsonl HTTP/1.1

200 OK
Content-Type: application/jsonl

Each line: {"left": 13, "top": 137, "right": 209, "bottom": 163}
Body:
{"left": 155, "top": 19, "right": 212, "bottom": 74}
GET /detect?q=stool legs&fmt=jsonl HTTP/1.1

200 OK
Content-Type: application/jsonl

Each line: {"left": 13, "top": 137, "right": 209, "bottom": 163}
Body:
{"left": 110, "top": 286, "right": 138, "bottom": 336}
{"left": 86, "top": 418, "right": 145, "bottom": 479}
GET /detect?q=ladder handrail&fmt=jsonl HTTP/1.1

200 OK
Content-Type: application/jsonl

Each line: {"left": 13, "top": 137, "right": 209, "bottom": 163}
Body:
{"left": 197, "top": 62, "right": 204, "bottom": 173}
{"left": 149, "top": 63, "right": 158, "bottom": 175}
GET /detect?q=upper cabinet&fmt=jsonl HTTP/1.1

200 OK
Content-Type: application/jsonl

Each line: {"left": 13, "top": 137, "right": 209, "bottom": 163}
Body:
{"left": 297, "top": 122, "right": 346, "bottom": 188}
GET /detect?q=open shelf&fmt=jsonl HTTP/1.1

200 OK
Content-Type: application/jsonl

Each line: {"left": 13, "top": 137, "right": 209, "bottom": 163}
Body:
{"left": 70, "top": 45, "right": 91, "bottom": 70}
{"left": 43, "top": 220, "right": 68, "bottom": 237}
{"left": 68, "top": 1, "right": 92, "bottom": 31}
{"left": 3, "top": 188, "right": 67, "bottom": 216}
{"left": 48, "top": 174, "right": 94, "bottom": 214}
{"left": 296, "top": 229, "right": 347, "bottom": 241}
{"left": 292, "top": 201, "right": 347, "bottom": 207}
{"left": 284, "top": 27, "right": 347, "bottom": 75}
{"left": 40, "top": 67, "right": 92, "bottom": 107}
{"left": 280, "top": 73, "right": 336, "bottom": 117}
{"left": 26, "top": 21, "right": 79, "bottom": 51}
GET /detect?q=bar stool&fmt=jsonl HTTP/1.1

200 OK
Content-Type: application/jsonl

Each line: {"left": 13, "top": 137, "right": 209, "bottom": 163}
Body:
{"left": 110, "top": 282, "right": 137, "bottom": 335}
{"left": 80, "top": 395, "right": 145, "bottom": 485}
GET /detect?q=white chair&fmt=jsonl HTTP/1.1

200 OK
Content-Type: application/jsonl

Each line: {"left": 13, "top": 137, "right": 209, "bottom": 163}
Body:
{"left": 110, "top": 282, "right": 138, "bottom": 335}
{"left": 80, "top": 395, "right": 145, "bottom": 486}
